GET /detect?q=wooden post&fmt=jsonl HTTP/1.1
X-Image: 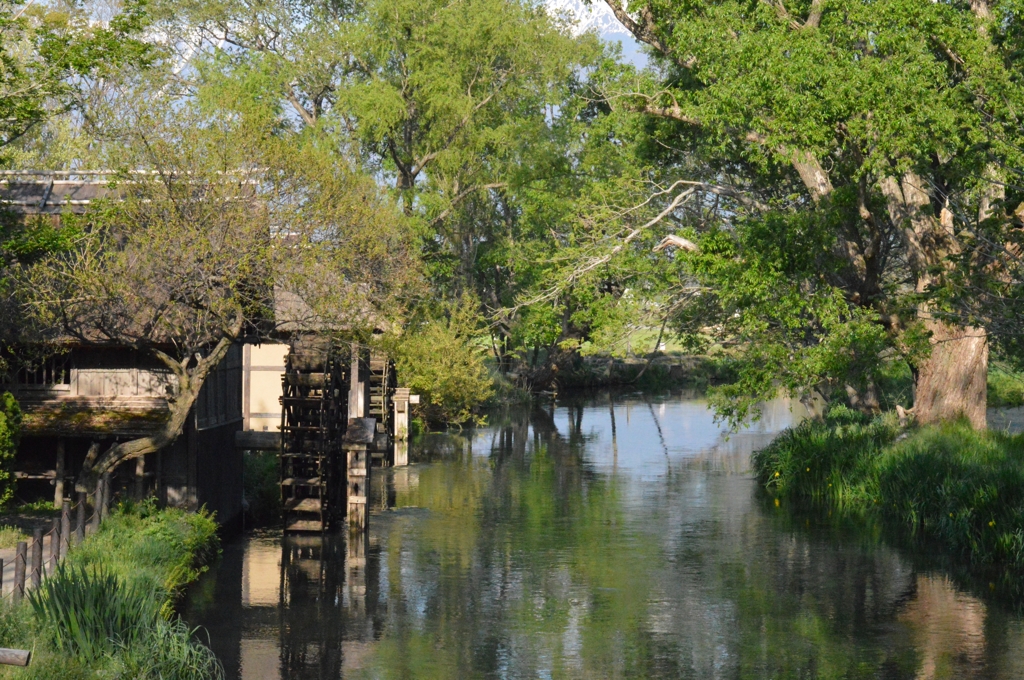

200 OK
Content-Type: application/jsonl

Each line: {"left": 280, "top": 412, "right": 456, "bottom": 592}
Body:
{"left": 75, "top": 492, "right": 86, "bottom": 544}
{"left": 393, "top": 440, "right": 409, "bottom": 467}
{"left": 134, "top": 455, "right": 145, "bottom": 498}
{"left": 13, "top": 543, "right": 25, "bottom": 602}
{"left": 349, "top": 346, "right": 367, "bottom": 419}
{"left": 47, "top": 521, "right": 57, "bottom": 574}
{"left": 0, "top": 558, "right": 4, "bottom": 597}
{"left": 49, "top": 519, "right": 60, "bottom": 573}
{"left": 30, "top": 530, "right": 42, "bottom": 588}
{"left": 53, "top": 438, "right": 65, "bottom": 508}
{"left": 0, "top": 649, "right": 31, "bottom": 666}
{"left": 343, "top": 418, "right": 374, "bottom": 533}
{"left": 60, "top": 500, "right": 71, "bottom": 556}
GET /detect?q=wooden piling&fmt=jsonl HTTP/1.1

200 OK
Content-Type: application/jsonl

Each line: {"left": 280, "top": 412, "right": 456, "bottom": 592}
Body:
{"left": 30, "top": 530, "right": 42, "bottom": 588}
{"left": 0, "top": 558, "right": 5, "bottom": 597}
{"left": 60, "top": 500, "right": 71, "bottom": 556}
{"left": 13, "top": 542, "right": 26, "bottom": 601}
{"left": 344, "top": 418, "right": 375, "bottom": 533}
{"left": 75, "top": 492, "right": 86, "bottom": 544}
{"left": 48, "top": 520, "right": 59, "bottom": 574}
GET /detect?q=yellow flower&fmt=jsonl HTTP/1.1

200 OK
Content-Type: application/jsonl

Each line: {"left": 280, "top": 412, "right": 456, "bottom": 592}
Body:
{"left": 775, "top": 471, "right": 780, "bottom": 478}
{"left": 805, "top": 467, "right": 810, "bottom": 472}
{"left": 774, "top": 498, "right": 780, "bottom": 507}
{"left": 989, "top": 520, "right": 996, "bottom": 528}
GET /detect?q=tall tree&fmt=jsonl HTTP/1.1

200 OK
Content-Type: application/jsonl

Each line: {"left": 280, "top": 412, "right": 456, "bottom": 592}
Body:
{"left": 152, "top": 0, "right": 611, "bottom": 369}
{"left": 596, "top": 0, "right": 1024, "bottom": 426}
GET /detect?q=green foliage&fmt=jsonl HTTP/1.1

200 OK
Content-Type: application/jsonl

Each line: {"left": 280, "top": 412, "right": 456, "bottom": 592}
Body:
{"left": 243, "top": 450, "right": 281, "bottom": 526}
{"left": 12, "top": 503, "right": 224, "bottom": 679}
{"left": 755, "top": 410, "right": 1024, "bottom": 567}
{"left": 29, "top": 564, "right": 160, "bottom": 662}
{"left": 566, "top": 0, "right": 1024, "bottom": 420}
{"left": 0, "top": 0, "right": 152, "bottom": 163}
{"left": 392, "top": 297, "right": 495, "bottom": 425}
{"left": 112, "top": 618, "right": 223, "bottom": 680}
{"left": 988, "top": 364, "right": 1024, "bottom": 408}
{"left": 65, "top": 499, "right": 220, "bottom": 606}
{"left": 0, "top": 214, "right": 82, "bottom": 265}
{"left": 0, "top": 524, "right": 27, "bottom": 549}
{"left": 11, "top": 499, "right": 59, "bottom": 516}
{"left": 0, "top": 393, "right": 20, "bottom": 507}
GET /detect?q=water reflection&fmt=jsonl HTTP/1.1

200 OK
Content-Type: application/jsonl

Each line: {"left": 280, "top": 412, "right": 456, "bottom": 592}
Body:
{"left": 183, "top": 393, "right": 1024, "bottom": 679}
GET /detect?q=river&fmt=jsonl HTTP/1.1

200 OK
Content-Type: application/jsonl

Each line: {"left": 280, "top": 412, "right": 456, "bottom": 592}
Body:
{"left": 182, "top": 392, "right": 1024, "bottom": 679}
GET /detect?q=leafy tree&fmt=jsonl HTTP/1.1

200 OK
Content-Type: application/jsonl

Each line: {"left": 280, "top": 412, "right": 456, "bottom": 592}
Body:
{"left": 0, "top": 0, "right": 151, "bottom": 164}
{"left": 20, "top": 98, "right": 416, "bottom": 493}
{"left": 151, "top": 0, "right": 624, "bottom": 375}
{"left": 593, "top": 0, "right": 1024, "bottom": 426}
{"left": 0, "top": 392, "right": 21, "bottom": 506}
{"left": 390, "top": 296, "right": 495, "bottom": 426}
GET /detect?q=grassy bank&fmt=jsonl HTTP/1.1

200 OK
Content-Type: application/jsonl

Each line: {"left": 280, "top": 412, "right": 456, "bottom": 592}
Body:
{"left": 0, "top": 500, "right": 222, "bottom": 679}
{"left": 754, "top": 406, "right": 1024, "bottom": 568}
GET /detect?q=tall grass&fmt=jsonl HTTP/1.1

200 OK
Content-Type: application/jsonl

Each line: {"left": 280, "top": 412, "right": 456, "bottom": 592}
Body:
{"left": 65, "top": 498, "right": 219, "bottom": 605}
{"left": 989, "top": 364, "right": 1024, "bottom": 408}
{"left": 29, "top": 564, "right": 159, "bottom": 661}
{"left": 754, "top": 407, "right": 1024, "bottom": 567}
{"left": 0, "top": 501, "right": 223, "bottom": 679}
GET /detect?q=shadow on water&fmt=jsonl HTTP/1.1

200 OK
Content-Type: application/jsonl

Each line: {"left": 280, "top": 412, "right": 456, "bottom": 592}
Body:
{"left": 182, "top": 391, "right": 1024, "bottom": 679}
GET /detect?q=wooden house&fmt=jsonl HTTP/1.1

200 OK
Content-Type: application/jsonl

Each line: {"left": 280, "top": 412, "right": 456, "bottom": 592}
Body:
{"left": 0, "top": 173, "right": 246, "bottom": 527}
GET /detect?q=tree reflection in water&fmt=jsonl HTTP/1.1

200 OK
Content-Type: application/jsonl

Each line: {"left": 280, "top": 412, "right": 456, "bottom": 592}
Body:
{"left": 183, "top": 393, "right": 1024, "bottom": 679}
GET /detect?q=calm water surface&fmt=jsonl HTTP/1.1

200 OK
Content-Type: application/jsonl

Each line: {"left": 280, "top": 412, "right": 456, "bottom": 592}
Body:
{"left": 183, "top": 393, "right": 1024, "bottom": 679}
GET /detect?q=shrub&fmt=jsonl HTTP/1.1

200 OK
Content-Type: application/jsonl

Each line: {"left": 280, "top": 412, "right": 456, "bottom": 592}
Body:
{"left": 66, "top": 499, "right": 220, "bottom": 603}
{"left": 391, "top": 297, "right": 495, "bottom": 426}
{"left": 0, "top": 525, "right": 27, "bottom": 549}
{"left": 0, "top": 392, "right": 21, "bottom": 507}
{"left": 14, "top": 503, "right": 224, "bottom": 680}
{"left": 754, "top": 409, "right": 1024, "bottom": 567}
{"left": 243, "top": 450, "right": 281, "bottom": 526}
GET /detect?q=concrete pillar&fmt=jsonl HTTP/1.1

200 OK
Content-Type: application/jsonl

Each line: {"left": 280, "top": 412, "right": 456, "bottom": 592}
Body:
{"left": 348, "top": 347, "right": 366, "bottom": 420}
{"left": 393, "top": 388, "right": 410, "bottom": 441}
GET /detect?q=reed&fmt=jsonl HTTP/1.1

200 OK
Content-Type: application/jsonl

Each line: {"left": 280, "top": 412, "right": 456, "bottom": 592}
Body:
{"left": 0, "top": 503, "right": 222, "bottom": 679}
{"left": 754, "top": 407, "right": 1024, "bottom": 567}
{"left": 28, "top": 564, "right": 159, "bottom": 662}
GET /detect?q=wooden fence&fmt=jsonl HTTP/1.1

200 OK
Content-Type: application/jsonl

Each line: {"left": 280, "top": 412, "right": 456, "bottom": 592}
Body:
{"left": 1, "top": 474, "right": 114, "bottom": 601}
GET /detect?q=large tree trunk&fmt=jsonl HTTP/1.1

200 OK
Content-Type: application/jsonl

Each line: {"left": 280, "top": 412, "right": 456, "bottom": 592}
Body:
{"left": 880, "top": 172, "right": 988, "bottom": 428}
{"left": 74, "top": 334, "right": 236, "bottom": 495}
{"left": 914, "top": 321, "right": 987, "bottom": 428}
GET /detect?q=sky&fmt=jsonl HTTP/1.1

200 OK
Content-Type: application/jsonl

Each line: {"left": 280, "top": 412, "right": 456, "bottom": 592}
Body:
{"left": 544, "top": 0, "right": 649, "bottom": 67}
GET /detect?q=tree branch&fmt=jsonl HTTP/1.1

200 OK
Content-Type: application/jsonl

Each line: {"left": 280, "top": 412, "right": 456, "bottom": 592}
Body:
{"left": 602, "top": 0, "right": 696, "bottom": 67}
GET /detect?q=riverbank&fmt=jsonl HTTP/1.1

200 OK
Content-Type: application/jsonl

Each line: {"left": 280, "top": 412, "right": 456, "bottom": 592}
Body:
{"left": 0, "top": 501, "right": 222, "bottom": 679}
{"left": 754, "top": 406, "right": 1024, "bottom": 569}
